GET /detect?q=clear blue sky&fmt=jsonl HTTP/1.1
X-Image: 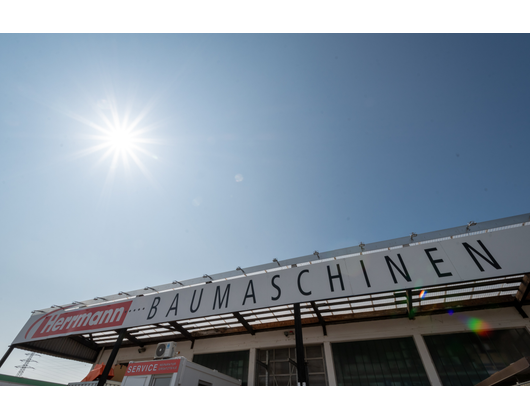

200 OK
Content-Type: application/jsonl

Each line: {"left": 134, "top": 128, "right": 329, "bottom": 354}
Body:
{"left": 1, "top": 33, "right": 529, "bottom": 382}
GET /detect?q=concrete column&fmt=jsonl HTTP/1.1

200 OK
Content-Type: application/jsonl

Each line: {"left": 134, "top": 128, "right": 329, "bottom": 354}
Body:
{"left": 323, "top": 341, "right": 337, "bottom": 386}
{"left": 247, "top": 348, "right": 257, "bottom": 386}
{"left": 413, "top": 334, "right": 442, "bottom": 386}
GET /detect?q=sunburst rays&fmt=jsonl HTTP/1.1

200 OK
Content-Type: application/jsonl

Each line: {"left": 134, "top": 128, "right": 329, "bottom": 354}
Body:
{"left": 67, "top": 95, "right": 163, "bottom": 200}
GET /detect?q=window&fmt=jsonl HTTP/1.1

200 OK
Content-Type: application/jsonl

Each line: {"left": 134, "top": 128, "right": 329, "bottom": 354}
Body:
{"left": 193, "top": 350, "right": 249, "bottom": 385}
{"left": 332, "top": 337, "right": 430, "bottom": 386}
{"left": 198, "top": 380, "right": 212, "bottom": 386}
{"left": 150, "top": 375, "right": 172, "bottom": 386}
{"left": 256, "top": 345, "right": 328, "bottom": 386}
{"left": 424, "top": 328, "right": 530, "bottom": 386}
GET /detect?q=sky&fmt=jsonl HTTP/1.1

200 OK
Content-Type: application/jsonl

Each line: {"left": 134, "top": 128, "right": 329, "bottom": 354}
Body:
{"left": 1, "top": 32, "right": 530, "bottom": 383}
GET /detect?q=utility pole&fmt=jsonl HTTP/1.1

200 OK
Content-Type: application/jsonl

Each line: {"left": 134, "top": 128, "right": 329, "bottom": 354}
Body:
{"left": 15, "top": 352, "right": 41, "bottom": 377}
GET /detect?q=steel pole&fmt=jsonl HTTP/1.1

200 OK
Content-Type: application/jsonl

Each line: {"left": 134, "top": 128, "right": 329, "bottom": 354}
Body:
{"left": 97, "top": 329, "right": 126, "bottom": 386}
{"left": 293, "top": 303, "right": 308, "bottom": 385}
{"left": 0, "top": 346, "right": 14, "bottom": 370}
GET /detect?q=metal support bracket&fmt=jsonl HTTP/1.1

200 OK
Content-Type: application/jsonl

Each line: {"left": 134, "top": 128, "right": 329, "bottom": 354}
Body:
{"left": 514, "top": 274, "right": 530, "bottom": 319}
{"left": 256, "top": 360, "right": 269, "bottom": 372}
{"left": 233, "top": 312, "right": 255, "bottom": 335}
{"left": 406, "top": 289, "right": 415, "bottom": 320}
{"left": 168, "top": 321, "right": 196, "bottom": 349}
{"left": 310, "top": 301, "right": 327, "bottom": 336}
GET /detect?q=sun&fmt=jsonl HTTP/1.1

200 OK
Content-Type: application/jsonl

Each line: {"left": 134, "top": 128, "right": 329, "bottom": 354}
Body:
{"left": 67, "top": 96, "right": 162, "bottom": 195}
{"left": 108, "top": 128, "right": 135, "bottom": 152}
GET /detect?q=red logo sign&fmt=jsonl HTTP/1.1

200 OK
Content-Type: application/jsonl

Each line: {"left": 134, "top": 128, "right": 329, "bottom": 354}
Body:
{"left": 31, "top": 301, "right": 132, "bottom": 339}
{"left": 125, "top": 359, "right": 181, "bottom": 376}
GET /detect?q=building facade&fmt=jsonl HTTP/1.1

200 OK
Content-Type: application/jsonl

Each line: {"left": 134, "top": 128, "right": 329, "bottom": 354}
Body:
{"left": 88, "top": 305, "right": 530, "bottom": 386}
{"left": 4, "top": 213, "right": 530, "bottom": 386}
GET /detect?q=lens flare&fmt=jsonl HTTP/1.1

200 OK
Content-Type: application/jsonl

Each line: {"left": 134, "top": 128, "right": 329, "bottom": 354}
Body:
{"left": 466, "top": 317, "right": 491, "bottom": 336}
{"left": 419, "top": 290, "right": 427, "bottom": 299}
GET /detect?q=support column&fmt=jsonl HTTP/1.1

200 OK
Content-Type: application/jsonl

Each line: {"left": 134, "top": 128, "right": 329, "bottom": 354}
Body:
{"left": 323, "top": 341, "right": 336, "bottom": 386}
{"left": 0, "top": 346, "right": 14, "bottom": 370}
{"left": 97, "top": 329, "right": 126, "bottom": 386}
{"left": 293, "top": 303, "right": 308, "bottom": 386}
{"left": 413, "top": 334, "right": 442, "bottom": 386}
{"left": 247, "top": 348, "right": 257, "bottom": 386}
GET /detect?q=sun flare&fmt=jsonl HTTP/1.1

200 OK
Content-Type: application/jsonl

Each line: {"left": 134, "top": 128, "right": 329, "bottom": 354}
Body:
{"left": 108, "top": 128, "right": 134, "bottom": 152}
{"left": 68, "top": 96, "right": 162, "bottom": 195}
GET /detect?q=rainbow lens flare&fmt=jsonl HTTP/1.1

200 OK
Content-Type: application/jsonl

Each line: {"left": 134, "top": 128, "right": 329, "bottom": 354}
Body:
{"left": 466, "top": 317, "right": 491, "bottom": 336}
{"left": 419, "top": 290, "right": 427, "bottom": 299}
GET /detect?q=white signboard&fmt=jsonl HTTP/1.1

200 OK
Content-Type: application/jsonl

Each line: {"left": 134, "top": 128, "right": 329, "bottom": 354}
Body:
{"left": 13, "top": 225, "right": 530, "bottom": 345}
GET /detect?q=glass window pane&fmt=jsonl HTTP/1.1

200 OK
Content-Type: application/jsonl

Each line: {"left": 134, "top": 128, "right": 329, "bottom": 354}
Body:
{"left": 332, "top": 337, "right": 430, "bottom": 386}
{"left": 193, "top": 350, "right": 249, "bottom": 386}
{"left": 309, "top": 374, "right": 326, "bottom": 386}
{"left": 274, "top": 361, "right": 290, "bottom": 375}
{"left": 274, "top": 375, "right": 291, "bottom": 386}
{"left": 274, "top": 348, "right": 289, "bottom": 360}
{"left": 256, "top": 345, "right": 327, "bottom": 386}
{"left": 152, "top": 376, "right": 171, "bottom": 386}
{"left": 306, "top": 345, "right": 322, "bottom": 358}
{"left": 424, "top": 328, "right": 530, "bottom": 386}
{"left": 307, "top": 359, "right": 324, "bottom": 373}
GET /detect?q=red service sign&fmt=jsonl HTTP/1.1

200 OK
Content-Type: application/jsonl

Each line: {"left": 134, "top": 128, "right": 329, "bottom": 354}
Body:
{"left": 125, "top": 359, "right": 181, "bottom": 376}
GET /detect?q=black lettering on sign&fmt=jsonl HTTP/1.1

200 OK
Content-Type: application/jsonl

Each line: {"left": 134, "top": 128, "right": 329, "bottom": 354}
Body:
{"left": 297, "top": 270, "right": 312, "bottom": 296}
{"left": 424, "top": 248, "right": 453, "bottom": 278}
{"left": 148, "top": 297, "right": 160, "bottom": 320}
{"left": 212, "top": 284, "right": 231, "bottom": 310}
{"left": 327, "top": 264, "right": 345, "bottom": 292}
{"left": 242, "top": 280, "right": 256, "bottom": 305}
{"left": 165, "top": 294, "right": 179, "bottom": 317}
{"left": 360, "top": 260, "right": 371, "bottom": 287}
{"left": 462, "top": 240, "right": 502, "bottom": 272}
{"left": 385, "top": 254, "right": 411, "bottom": 284}
{"left": 271, "top": 275, "right": 281, "bottom": 301}
{"left": 190, "top": 289, "right": 204, "bottom": 313}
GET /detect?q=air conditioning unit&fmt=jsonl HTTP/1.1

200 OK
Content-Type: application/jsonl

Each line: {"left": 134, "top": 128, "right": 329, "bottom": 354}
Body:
{"left": 154, "top": 342, "right": 178, "bottom": 359}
